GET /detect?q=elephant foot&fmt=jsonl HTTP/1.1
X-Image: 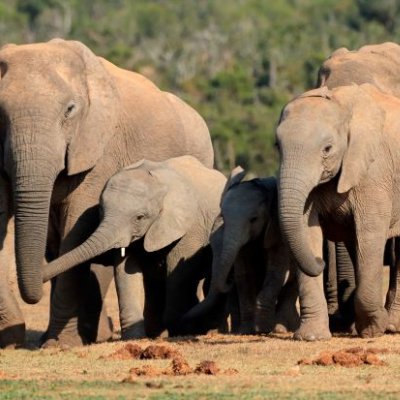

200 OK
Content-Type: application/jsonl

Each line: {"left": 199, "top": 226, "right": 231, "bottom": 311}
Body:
{"left": 121, "top": 321, "right": 146, "bottom": 340}
{"left": 273, "top": 323, "right": 288, "bottom": 334}
{"left": 0, "top": 323, "right": 26, "bottom": 349}
{"left": 329, "top": 311, "right": 355, "bottom": 333}
{"left": 293, "top": 318, "right": 331, "bottom": 341}
{"left": 40, "top": 330, "right": 85, "bottom": 349}
{"left": 41, "top": 331, "right": 85, "bottom": 349}
{"left": 238, "top": 321, "right": 255, "bottom": 335}
{"left": 356, "top": 308, "right": 388, "bottom": 338}
{"left": 254, "top": 306, "right": 277, "bottom": 334}
{"left": 274, "top": 308, "right": 300, "bottom": 334}
{"left": 386, "top": 309, "right": 400, "bottom": 333}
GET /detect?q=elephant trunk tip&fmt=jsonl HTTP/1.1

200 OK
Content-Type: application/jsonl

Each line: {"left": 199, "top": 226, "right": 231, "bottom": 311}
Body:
{"left": 216, "top": 280, "right": 233, "bottom": 294}
{"left": 18, "top": 283, "right": 43, "bottom": 304}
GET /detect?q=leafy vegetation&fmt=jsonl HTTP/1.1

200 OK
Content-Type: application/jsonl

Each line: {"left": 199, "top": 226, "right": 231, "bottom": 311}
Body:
{"left": 1, "top": 0, "right": 400, "bottom": 174}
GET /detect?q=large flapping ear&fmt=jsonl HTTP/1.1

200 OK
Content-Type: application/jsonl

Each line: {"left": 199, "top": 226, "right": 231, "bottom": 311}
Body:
{"left": 50, "top": 39, "right": 119, "bottom": 176}
{"left": 334, "top": 84, "right": 385, "bottom": 193}
{"left": 144, "top": 169, "right": 198, "bottom": 252}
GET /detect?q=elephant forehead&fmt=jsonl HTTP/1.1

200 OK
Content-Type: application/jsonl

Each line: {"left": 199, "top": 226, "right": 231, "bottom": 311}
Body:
{"left": 223, "top": 183, "right": 265, "bottom": 210}
{"left": 0, "top": 42, "right": 79, "bottom": 68}
{"left": 103, "top": 176, "right": 152, "bottom": 201}
{"left": 281, "top": 97, "right": 340, "bottom": 125}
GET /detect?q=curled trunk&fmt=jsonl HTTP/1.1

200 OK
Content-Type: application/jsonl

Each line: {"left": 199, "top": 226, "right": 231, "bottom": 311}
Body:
{"left": 42, "top": 223, "right": 117, "bottom": 282}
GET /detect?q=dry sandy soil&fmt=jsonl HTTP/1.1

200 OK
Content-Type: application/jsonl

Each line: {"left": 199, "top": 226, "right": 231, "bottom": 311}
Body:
{"left": 1, "top": 273, "right": 400, "bottom": 399}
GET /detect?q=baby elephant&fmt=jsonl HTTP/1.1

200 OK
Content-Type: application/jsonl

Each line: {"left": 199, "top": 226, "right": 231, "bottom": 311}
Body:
{"left": 43, "top": 156, "right": 226, "bottom": 338}
{"left": 182, "top": 167, "right": 299, "bottom": 335}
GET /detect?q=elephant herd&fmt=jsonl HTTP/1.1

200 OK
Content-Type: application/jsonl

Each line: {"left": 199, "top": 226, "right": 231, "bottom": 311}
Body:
{"left": 1, "top": 39, "right": 400, "bottom": 348}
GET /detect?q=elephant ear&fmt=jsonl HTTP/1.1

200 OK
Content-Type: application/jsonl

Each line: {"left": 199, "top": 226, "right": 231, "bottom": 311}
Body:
{"left": 335, "top": 84, "right": 385, "bottom": 193}
{"left": 50, "top": 39, "right": 119, "bottom": 176}
{"left": 144, "top": 170, "right": 198, "bottom": 252}
{"left": 221, "top": 166, "right": 246, "bottom": 199}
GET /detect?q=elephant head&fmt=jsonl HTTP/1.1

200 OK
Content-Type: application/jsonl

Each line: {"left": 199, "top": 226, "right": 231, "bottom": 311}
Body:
{"left": 318, "top": 42, "right": 400, "bottom": 97}
{"left": 213, "top": 168, "right": 277, "bottom": 293}
{"left": 276, "top": 83, "right": 385, "bottom": 277}
{"left": 42, "top": 159, "right": 199, "bottom": 280}
{"left": 0, "top": 39, "right": 119, "bottom": 303}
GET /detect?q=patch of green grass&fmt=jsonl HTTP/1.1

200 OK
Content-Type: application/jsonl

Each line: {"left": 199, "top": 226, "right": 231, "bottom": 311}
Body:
{"left": 0, "top": 381, "right": 398, "bottom": 400}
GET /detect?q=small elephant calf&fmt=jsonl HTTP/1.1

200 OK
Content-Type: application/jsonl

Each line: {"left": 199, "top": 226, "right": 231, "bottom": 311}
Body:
{"left": 182, "top": 167, "right": 299, "bottom": 335}
{"left": 43, "top": 156, "right": 227, "bottom": 338}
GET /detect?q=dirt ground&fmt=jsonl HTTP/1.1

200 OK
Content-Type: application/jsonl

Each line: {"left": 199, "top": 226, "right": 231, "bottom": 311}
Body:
{"left": 1, "top": 273, "right": 400, "bottom": 399}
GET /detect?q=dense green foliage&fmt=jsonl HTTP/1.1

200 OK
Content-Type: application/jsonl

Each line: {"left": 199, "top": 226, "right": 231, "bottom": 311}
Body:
{"left": 1, "top": 0, "right": 400, "bottom": 174}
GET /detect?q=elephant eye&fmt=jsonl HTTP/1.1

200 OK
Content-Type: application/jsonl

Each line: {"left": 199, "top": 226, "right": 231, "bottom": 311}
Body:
{"left": 250, "top": 216, "right": 258, "bottom": 223}
{"left": 64, "top": 102, "right": 76, "bottom": 119}
{"left": 322, "top": 145, "right": 332, "bottom": 156}
{"left": 136, "top": 214, "right": 145, "bottom": 221}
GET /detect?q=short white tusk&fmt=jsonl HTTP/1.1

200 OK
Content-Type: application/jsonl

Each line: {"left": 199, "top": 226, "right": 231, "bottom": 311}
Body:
{"left": 121, "top": 247, "right": 126, "bottom": 257}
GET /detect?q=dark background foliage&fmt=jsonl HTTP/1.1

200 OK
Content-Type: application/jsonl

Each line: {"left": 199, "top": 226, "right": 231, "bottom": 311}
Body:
{"left": 1, "top": 0, "right": 400, "bottom": 175}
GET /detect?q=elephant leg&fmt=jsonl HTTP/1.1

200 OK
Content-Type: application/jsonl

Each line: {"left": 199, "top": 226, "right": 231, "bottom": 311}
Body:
{"left": 353, "top": 217, "right": 388, "bottom": 338}
{"left": 78, "top": 263, "right": 114, "bottom": 343}
{"left": 44, "top": 265, "right": 92, "bottom": 348}
{"left": 255, "top": 245, "right": 289, "bottom": 334}
{"left": 294, "top": 211, "right": 331, "bottom": 341}
{"left": 143, "top": 271, "right": 166, "bottom": 338}
{"left": 0, "top": 221, "right": 25, "bottom": 348}
{"left": 114, "top": 255, "right": 145, "bottom": 340}
{"left": 44, "top": 205, "right": 102, "bottom": 348}
{"left": 335, "top": 241, "right": 356, "bottom": 332}
{"left": 0, "top": 289, "right": 25, "bottom": 349}
{"left": 274, "top": 276, "right": 299, "bottom": 333}
{"left": 385, "top": 238, "right": 400, "bottom": 332}
{"left": 234, "top": 244, "right": 261, "bottom": 334}
{"left": 227, "top": 284, "right": 241, "bottom": 333}
{"left": 164, "top": 240, "right": 208, "bottom": 336}
{"left": 0, "top": 182, "right": 25, "bottom": 348}
{"left": 324, "top": 239, "right": 338, "bottom": 316}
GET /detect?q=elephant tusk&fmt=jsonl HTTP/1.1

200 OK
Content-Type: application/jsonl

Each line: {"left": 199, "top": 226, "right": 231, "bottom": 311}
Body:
{"left": 121, "top": 247, "right": 126, "bottom": 257}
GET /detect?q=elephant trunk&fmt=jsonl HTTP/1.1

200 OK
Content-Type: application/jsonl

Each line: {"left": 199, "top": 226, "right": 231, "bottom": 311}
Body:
{"left": 214, "top": 230, "right": 242, "bottom": 294}
{"left": 14, "top": 180, "right": 53, "bottom": 304}
{"left": 42, "top": 222, "right": 118, "bottom": 282}
{"left": 278, "top": 164, "right": 324, "bottom": 277}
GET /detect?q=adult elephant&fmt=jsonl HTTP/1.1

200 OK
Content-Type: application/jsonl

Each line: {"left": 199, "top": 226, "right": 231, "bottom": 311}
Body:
{"left": 0, "top": 39, "right": 213, "bottom": 346}
{"left": 276, "top": 83, "right": 400, "bottom": 339}
{"left": 318, "top": 41, "right": 400, "bottom": 333}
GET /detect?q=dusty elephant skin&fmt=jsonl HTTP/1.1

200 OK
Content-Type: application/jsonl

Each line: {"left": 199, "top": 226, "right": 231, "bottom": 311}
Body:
{"left": 181, "top": 167, "right": 298, "bottom": 336}
{"left": 277, "top": 83, "right": 400, "bottom": 340}
{"left": 318, "top": 42, "right": 400, "bottom": 333}
{"left": 0, "top": 178, "right": 25, "bottom": 348}
{"left": 0, "top": 39, "right": 213, "bottom": 347}
{"left": 43, "top": 156, "right": 226, "bottom": 338}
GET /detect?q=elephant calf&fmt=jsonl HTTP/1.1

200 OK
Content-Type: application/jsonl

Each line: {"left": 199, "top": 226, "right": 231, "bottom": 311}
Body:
{"left": 182, "top": 167, "right": 299, "bottom": 335}
{"left": 42, "top": 156, "right": 226, "bottom": 338}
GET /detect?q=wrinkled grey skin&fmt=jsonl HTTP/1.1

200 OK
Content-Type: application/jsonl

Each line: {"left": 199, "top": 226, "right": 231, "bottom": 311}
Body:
{"left": 0, "top": 215, "right": 25, "bottom": 348}
{"left": 182, "top": 168, "right": 299, "bottom": 335}
{"left": 42, "top": 156, "right": 226, "bottom": 337}
{"left": 276, "top": 83, "right": 400, "bottom": 340}
{"left": 0, "top": 39, "right": 213, "bottom": 347}
{"left": 318, "top": 42, "right": 400, "bottom": 334}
